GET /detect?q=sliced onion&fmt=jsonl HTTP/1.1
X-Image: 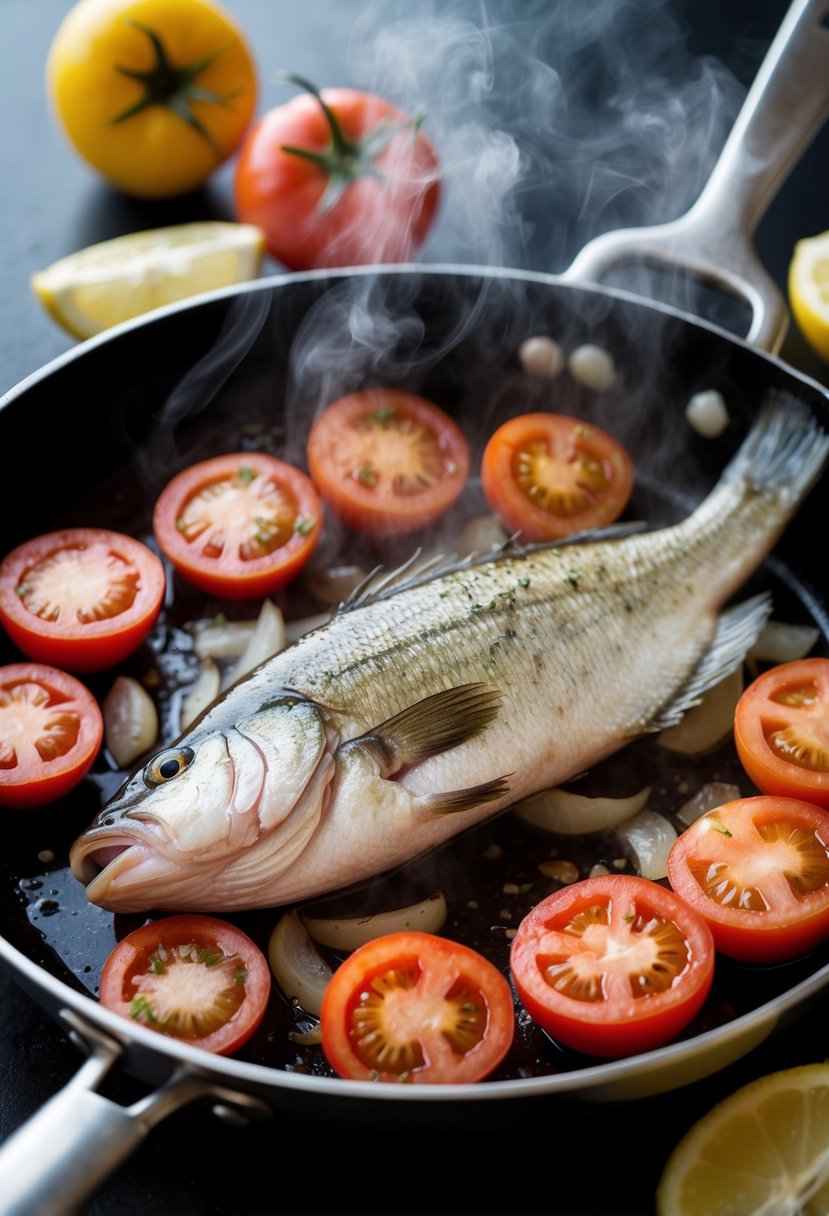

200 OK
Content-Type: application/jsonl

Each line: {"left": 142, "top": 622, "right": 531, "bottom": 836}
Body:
{"left": 748, "top": 620, "right": 819, "bottom": 665}
{"left": 657, "top": 668, "right": 743, "bottom": 756}
{"left": 514, "top": 785, "right": 652, "bottom": 835}
{"left": 304, "top": 563, "right": 367, "bottom": 607}
{"left": 268, "top": 910, "right": 333, "bottom": 1017}
{"left": 456, "top": 514, "right": 509, "bottom": 558}
{"left": 190, "top": 617, "right": 258, "bottom": 660}
{"left": 304, "top": 892, "right": 447, "bottom": 951}
{"left": 676, "top": 782, "right": 742, "bottom": 828}
{"left": 615, "top": 810, "right": 678, "bottom": 880}
{"left": 224, "top": 599, "right": 286, "bottom": 689}
{"left": 180, "top": 657, "right": 221, "bottom": 730}
{"left": 102, "top": 676, "right": 159, "bottom": 768}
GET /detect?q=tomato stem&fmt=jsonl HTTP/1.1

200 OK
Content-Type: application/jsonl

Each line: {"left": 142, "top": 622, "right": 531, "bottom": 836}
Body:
{"left": 278, "top": 72, "right": 425, "bottom": 214}
{"left": 110, "top": 22, "right": 242, "bottom": 154}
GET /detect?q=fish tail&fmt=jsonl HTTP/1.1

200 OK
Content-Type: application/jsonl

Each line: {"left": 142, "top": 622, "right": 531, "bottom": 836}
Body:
{"left": 723, "top": 389, "right": 829, "bottom": 503}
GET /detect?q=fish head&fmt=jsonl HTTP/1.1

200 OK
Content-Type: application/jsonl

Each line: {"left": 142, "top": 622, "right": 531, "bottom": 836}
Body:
{"left": 70, "top": 690, "right": 333, "bottom": 913}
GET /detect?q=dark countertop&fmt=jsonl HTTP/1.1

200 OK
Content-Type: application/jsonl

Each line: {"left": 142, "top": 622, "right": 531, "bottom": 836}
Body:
{"left": 2, "top": 2, "right": 829, "bottom": 1214}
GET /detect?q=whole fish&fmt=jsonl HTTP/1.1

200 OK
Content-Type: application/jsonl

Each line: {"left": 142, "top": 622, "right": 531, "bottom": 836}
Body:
{"left": 70, "top": 391, "right": 828, "bottom": 914}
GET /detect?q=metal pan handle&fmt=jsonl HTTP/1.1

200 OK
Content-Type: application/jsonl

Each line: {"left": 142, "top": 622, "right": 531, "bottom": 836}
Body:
{"left": 0, "top": 1009, "right": 270, "bottom": 1216}
{"left": 561, "top": 0, "right": 829, "bottom": 353}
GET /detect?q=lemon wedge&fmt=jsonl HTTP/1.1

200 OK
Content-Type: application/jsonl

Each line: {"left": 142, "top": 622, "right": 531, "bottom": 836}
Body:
{"left": 31, "top": 222, "right": 267, "bottom": 340}
{"left": 788, "top": 230, "right": 829, "bottom": 362}
{"left": 656, "top": 1063, "right": 829, "bottom": 1215}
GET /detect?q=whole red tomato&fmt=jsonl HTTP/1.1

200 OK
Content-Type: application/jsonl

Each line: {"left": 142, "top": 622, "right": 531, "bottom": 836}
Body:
{"left": 233, "top": 75, "right": 440, "bottom": 270}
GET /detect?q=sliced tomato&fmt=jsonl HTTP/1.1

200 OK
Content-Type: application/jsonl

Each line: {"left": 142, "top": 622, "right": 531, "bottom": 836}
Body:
{"left": 319, "top": 930, "right": 514, "bottom": 1084}
{"left": 0, "top": 528, "right": 165, "bottom": 673}
{"left": 0, "top": 663, "right": 103, "bottom": 809}
{"left": 480, "top": 412, "right": 634, "bottom": 542}
{"left": 734, "top": 658, "right": 829, "bottom": 808}
{"left": 510, "top": 874, "right": 715, "bottom": 1059}
{"left": 152, "top": 452, "right": 323, "bottom": 600}
{"left": 306, "top": 390, "right": 470, "bottom": 536}
{"left": 99, "top": 914, "right": 271, "bottom": 1055}
{"left": 666, "top": 796, "right": 829, "bottom": 964}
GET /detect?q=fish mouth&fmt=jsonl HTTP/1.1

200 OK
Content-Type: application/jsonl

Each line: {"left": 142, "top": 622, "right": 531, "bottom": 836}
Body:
{"left": 69, "top": 834, "right": 178, "bottom": 907}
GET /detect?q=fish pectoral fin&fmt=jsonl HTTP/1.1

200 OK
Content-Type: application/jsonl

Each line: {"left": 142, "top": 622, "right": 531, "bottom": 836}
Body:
{"left": 342, "top": 682, "right": 503, "bottom": 776}
{"left": 416, "top": 773, "right": 513, "bottom": 815}
{"left": 648, "top": 592, "right": 772, "bottom": 732}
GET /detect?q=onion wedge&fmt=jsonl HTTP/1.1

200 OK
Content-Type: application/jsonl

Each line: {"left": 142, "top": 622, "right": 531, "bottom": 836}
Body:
{"left": 180, "top": 657, "right": 221, "bottom": 730}
{"left": 514, "top": 786, "right": 651, "bottom": 835}
{"left": 748, "top": 619, "right": 819, "bottom": 666}
{"left": 224, "top": 599, "right": 286, "bottom": 689}
{"left": 304, "top": 892, "right": 447, "bottom": 951}
{"left": 676, "top": 782, "right": 742, "bottom": 828}
{"left": 616, "top": 810, "right": 678, "bottom": 881}
{"left": 268, "top": 910, "right": 333, "bottom": 1017}
{"left": 189, "top": 617, "right": 257, "bottom": 660}
{"left": 657, "top": 668, "right": 743, "bottom": 756}
{"left": 102, "top": 676, "right": 158, "bottom": 768}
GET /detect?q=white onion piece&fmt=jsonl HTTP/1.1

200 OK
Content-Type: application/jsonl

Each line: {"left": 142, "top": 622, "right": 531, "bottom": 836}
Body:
{"left": 685, "top": 390, "right": 729, "bottom": 438}
{"left": 102, "top": 676, "right": 159, "bottom": 768}
{"left": 190, "top": 618, "right": 257, "bottom": 660}
{"left": 568, "top": 344, "right": 616, "bottom": 391}
{"left": 180, "top": 657, "right": 221, "bottom": 730}
{"left": 223, "top": 599, "right": 286, "bottom": 689}
{"left": 676, "top": 782, "right": 742, "bottom": 829}
{"left": 304, "top": 564, "right": 367, "bottom": 606}
{"left": 657, "top": 668, "right": 743, "bottom": 756}
{"left": 519, "top": 335, "right": 564, "bottom": 379}
{"left": 616, "top": 810, "right": 678, "bottom": 880}
{"left": 514, "top": 785, "right": 651, "bottom": 835}
{"left": 284, "top": 611, "right": 331, "bottom": 644}
{"left": 268, "top": 910, "right": 333, "bottom": 1017}
{"left": 456, "top": 515, "right": 509, "bottom": 558}
{"left": 748, "top": 619, "right": 819, "bottom": 665}
{"left": 304, "top": 891, "right": 447, "bottom": 951}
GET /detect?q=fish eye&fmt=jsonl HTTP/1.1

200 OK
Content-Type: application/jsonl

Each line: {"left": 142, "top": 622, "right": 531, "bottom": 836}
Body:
{"left": 144, "top": 747, "right": 195, "bottom": 788}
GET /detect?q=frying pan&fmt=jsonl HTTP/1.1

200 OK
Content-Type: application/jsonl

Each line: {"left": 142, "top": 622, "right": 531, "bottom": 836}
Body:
{"left": 0, "top": 1, "right": 828, "bottom": 1211}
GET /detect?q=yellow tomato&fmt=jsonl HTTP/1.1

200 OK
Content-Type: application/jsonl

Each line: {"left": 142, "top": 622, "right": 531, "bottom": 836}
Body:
{"left": 46, "top": 0, "right": 258, "bottom": 199}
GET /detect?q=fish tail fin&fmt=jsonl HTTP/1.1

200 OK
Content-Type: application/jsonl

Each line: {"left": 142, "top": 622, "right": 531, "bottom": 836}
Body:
{"left": 723, "top": 389, "right": 829, "bottom": 503}
{"left": 649, "top": 592, "right": 772, "bottom": 731}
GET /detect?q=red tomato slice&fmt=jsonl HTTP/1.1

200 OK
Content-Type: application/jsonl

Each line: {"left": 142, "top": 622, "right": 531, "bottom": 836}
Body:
{"left": 480, "top": 413, "right": 635, "bottom": 542}
{"left": 510, "top": 875, "right": 715, "bottom": 1059}
{"left": 0, "top": 663, "right": 103, "bottom": 809}
{"left": 152, "top": 452, "right": 322, "bottom": 600}
{"left": 306, "top": 390, "right": 470, "bottom": 536}
{"left": 319, "top": 930, "right": 514, "bottom": 1084}
{"left": 99, "top": 914, "right": 271, "bottom": 1055}
{"left": 734, "top": 658, "right": 829, "bottom": 808}
{"left": 233, "top": 84, "right": 440, "bottom": 271}
{"left": 0, "top": 528, "right": 165, "bottom": 673}
{"left": 666, "top": 795, "right": 829, "bottom": 963}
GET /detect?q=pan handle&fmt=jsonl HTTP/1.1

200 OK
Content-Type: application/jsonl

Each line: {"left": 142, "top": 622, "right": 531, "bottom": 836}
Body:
{"left": 0, "top": 1007, "right": 271, "bottom": 1216}
{"left": 560, "top": 0, "right": 829, "bottom": 353}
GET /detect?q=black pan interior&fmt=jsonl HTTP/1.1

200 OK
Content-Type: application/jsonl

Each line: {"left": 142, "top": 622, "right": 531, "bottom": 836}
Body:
{"left": 1, "top": 267, "right": 828, "bottom": 1085}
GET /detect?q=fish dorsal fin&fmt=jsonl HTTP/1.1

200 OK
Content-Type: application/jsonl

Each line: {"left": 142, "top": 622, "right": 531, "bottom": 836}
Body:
{"left": 649, "top": 592, "right": 772, "bottom": 732}
{"left": 337, "top": 520, "right": 649, "bottom": 614}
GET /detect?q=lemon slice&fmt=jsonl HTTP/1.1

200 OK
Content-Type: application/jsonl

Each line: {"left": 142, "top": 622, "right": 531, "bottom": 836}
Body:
{"left": 656, "top": 1063, "right": 829, "bottom": 1215}
{"left": 788, "top": 230, "right": 829, "bottom": 362}
{"left": 31, "top": 222, "right": 266, "bottom": 340}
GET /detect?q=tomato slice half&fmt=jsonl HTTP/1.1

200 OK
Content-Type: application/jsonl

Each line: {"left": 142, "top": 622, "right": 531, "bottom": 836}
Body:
{"left": 510, "top": 875, "right": 715, "bottom": 1059}
{"left": 99, "top": 914, "right": 271, "bottom": 1055}
{"left": 153, "top": 452, "right": 323, "bottom": 600}
{"left": 734, "top": 658, "right": 829, "bottom": 808}
{"left": 480, "top": 412, "right": 634, "bottom": 541}
{"left": 0, "top": 528, "right": 165, "bottom": 672}
{"left": 666, "top": 795, "right": 829, "bottom": 963}
{"left": 306, "top": 390, "right": 470, "bottom": 536}
{"left": 0, "top": 662, "right": 103, "bottom": 809}
{"left": 319, "top": 930, "right": 514, "bottom": 1083}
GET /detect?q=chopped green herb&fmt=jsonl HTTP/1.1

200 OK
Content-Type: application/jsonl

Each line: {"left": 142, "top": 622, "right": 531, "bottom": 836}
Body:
{"left": 566, "top": 569, "right": 580, "bottom": 586}
{"left": 235, "top": 969, "right": 247, "bottom": 984}
{"left": 517, "top": 576, "right": 531, "bottom": 588}
{"left": 198, "top": 948, "right": 224, "bottom": 967}
{"left": 711, "top": 821, "right": 733, "bottom": 837}
{"left": 130, "top": 994, "right": 156, "bottom": 1023}
{"left": 355, "top": 464, "right": 377, "bottom": 487}
{"left": 371, "top": 406, "right": 397, "bottom": 423}
{"left": 294, "top": 515, "right": 315, "bottom": 536}
{"left": 149, "top": 955, "right": 166, "bottom": 975}
{"left": 396, "top": 1071, "right": 412, "bottom": 1083}
{"left": 15, "top": 584, "right": 31, "bottom": 598}
{"left": 623, "top": 909, "right": 636, "bottom": 923}
{"left": 519, "top": 882, "right": 534, "bottom": 894}
{"left": 238, "top": 466, "right": 256, "bottom": 484}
